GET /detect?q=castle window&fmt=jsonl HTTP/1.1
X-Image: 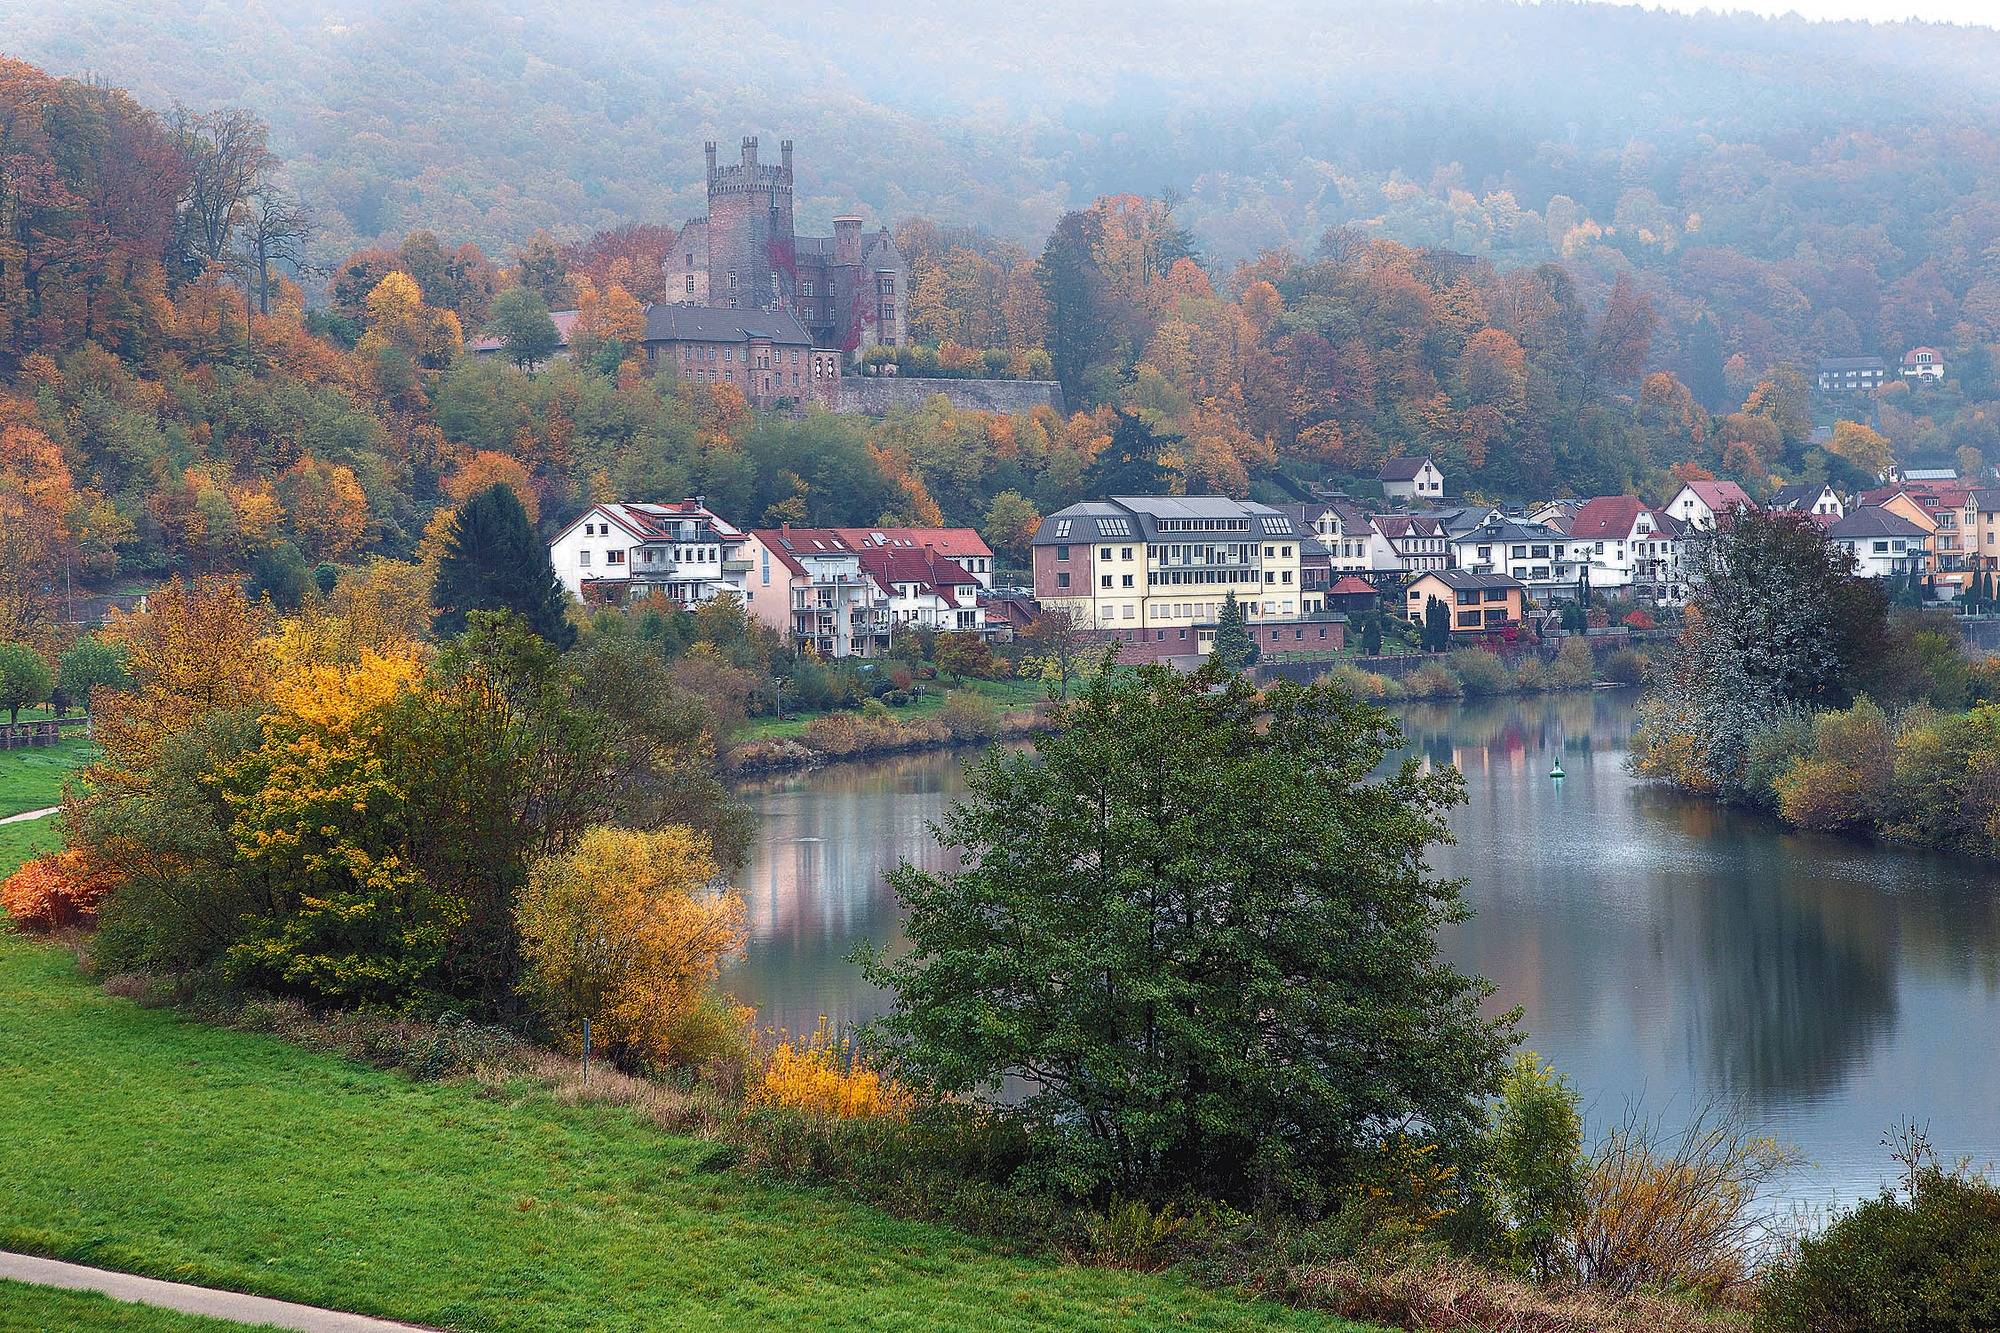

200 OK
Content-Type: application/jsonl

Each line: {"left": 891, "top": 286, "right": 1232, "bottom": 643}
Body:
{"left": 685, "top": 275, "right": 695, "bottom": 294}
{"left": 727, "top": 268, "right": 737, "bottom": 290}
{"left": 877, "top": 276, "right": 894, "bottom": 295}
{"left": 800, "top": 280, "right": 815, "bottom": 297}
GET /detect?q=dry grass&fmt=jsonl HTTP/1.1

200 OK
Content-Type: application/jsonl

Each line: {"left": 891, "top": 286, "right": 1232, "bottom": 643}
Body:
{"left": 1292, "top": 1254, "right": 1747, "bottom": 1333}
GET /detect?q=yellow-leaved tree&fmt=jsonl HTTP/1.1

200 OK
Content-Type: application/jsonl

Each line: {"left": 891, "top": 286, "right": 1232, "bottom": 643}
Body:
{"left": 517, "top": 825, "right": 747, "bottom": 1069}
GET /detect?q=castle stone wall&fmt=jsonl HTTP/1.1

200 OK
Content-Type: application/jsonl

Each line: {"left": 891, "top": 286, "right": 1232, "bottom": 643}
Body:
{"left": 831, "top": 377, "right": 1067, "bottom": 417}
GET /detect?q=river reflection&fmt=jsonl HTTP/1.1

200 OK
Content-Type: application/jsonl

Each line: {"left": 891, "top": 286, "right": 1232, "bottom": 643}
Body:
{"left": 725, "top": 689, "right": 2000, "bottom": 1205}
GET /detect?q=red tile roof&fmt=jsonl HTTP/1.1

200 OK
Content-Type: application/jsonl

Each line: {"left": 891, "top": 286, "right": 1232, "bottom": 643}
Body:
{"left": 1328, "top": 576, "right": 1378, "bottom": 595}
{"left": 1682, "top": 480, "right": 1755, "bottom": 513}
{"left": 1568, "top": 496, "right": 1659, "bottom": 540}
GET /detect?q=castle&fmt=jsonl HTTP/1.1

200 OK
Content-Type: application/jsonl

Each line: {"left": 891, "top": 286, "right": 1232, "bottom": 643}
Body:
{"left": 670, "top": 136, "right": 907, "bottom": 358}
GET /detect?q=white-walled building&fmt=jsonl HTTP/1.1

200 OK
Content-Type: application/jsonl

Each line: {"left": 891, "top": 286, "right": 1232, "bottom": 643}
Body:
{"left": 1769, "top": 482, "right": 1845, "bottom": 520}
{"left": 1665, "top": 479, "right": 1756, "bottom": 532}
{"left": 740, "top": 526, "right": 990, "bottom": 656}
{"left": 1274, "top": 500, "right": 1398, "bottom": 574}
{"left": 1901, "top": 347, "right": 1946, "bottom": 381}
{"left": 548, "top": 500, "right": 751, "bottom": 604}
{"left": 1827, "top": 507, "right": 1930, "bottom": 578}
{"left": 1565, "top": 496, "right": 1687, "bottom": 601}
{"left": 1379, "top": 456, "right": 1445, "bottom": 504}
{"left": 1448, "top": 517, "right": 1582, "bottom": 596}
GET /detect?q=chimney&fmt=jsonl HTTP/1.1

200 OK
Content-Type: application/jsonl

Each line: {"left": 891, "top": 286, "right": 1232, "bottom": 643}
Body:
{"left": 780, "top": 138, "right": 793, "bottom": 173}
{"left": 741, "top": 135, "right": 758, "bottom": 168}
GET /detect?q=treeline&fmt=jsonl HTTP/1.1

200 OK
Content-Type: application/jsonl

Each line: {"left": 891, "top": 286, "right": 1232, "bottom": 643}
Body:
{"left": 1638, "top": 510, "right": 2000, "bottom": 858}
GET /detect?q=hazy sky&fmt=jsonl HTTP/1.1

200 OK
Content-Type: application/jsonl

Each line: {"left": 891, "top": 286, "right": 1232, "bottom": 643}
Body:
{"left": 1594, "top": 0, "right": 1999, "bottom": 23}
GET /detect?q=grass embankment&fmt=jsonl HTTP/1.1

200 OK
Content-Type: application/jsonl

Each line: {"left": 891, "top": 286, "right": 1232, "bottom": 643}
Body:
{"left": 735, "top": 676, "right": 1042, "bottom": 742}
{"left": 0, "top": 933, "right": 1377, "bottom": 1332}
{"left": 0, "top": 1280, "right": 273, "bottom": 1332}
{"left": 0, "top": 737, "right": 96, "bottom": 818}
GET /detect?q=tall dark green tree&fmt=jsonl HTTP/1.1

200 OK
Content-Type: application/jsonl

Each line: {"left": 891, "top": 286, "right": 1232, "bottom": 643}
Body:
{"left": 1038, "top": 208, "right": 1111, "bottom": 406}
{"left": 1212, "top": 590, "right": 1257, "bottom": 671}
{"left": 431, "top": 483, "right": 575, "bottom": 648}
{"left": 864, "top": 661, "right": 1513, "bottom": 1209}
{"left": 1084, "top": 411, "right": 1176, "bottom": 497}
{"left": 1424, "top": 594, "right": 1452, "bottom": 652}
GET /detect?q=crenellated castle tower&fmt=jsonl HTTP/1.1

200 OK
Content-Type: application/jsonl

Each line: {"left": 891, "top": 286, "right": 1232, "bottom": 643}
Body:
{"left": 703, "top": 136, "right": 797, "bottom": 313}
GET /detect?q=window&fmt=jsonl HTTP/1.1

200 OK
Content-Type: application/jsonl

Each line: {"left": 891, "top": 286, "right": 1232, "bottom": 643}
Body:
{"left": 800, "top": 280, "right": 814, "bottom": 297}
{"left": 1055, "top": 544, "right": 1070, "bottom": 560}
{"left": 728, "top": 268, "right": 738, "bottom": 290}
{"left": 1056, "top": 572, "right": 1070, "bottom": 588}
{"left": 606, "top": 550, "right": 625, "bottom": 565}
{"left": 1101, "top": 574, "right": 1113, "bottom": 588}
{"left": 1101, "top": 547, "right": 1113, "bottom": 560}
{"left": 578, "top": 551, "right": 591, "bottom": 567}
{"left": 1051, "top": 519, "right": 1072, "bottom": 539}
{"left": 685, "top": 275, "right": 695, "bottom": 294}
{"left": 1121, "top": 574, "right": 1133, "bottom": 588}
{"left": 1097, "top": 517, "right": 1132, "bottom": 537}
{"left": 1121, "top": 546, "right": 1133, "bottom": 560}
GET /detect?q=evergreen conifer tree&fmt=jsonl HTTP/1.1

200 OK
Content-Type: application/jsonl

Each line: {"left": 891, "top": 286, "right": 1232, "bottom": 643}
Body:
{"left": 432, "top": 483, "right": 576, "bottom": 648}
{"left": 1424, "top": 594, "right": 1451, "bottom": 652}
{"left": 1212, "top": 591, "right": 1258, "bottom": 671}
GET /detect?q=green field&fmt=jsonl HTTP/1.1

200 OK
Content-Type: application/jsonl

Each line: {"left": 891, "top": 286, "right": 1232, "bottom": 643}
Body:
{"left": 0, "top": 931, "right": 1373, "bottom": 1332}
{"left": 737, "top": 676, "right": 1043, "bottom": 742}
{"left": 0, "top": 739, "right": 95, "bottom": 819}
{"left": 0, "top": 1280, "right": 273, "bottom": 1332}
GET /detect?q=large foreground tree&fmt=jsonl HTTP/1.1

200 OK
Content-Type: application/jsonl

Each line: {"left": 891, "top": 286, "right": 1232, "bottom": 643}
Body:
{"left": 865, "top": 661, "right": 1514, "bottom": 1210}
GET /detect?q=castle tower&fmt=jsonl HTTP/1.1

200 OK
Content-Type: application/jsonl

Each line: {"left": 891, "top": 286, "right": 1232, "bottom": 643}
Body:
{"left": 705, "top": 134, "right": 796, "bottom": 312}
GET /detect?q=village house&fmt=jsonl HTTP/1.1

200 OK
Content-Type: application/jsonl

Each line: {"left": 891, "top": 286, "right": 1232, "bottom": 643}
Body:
{"left": 740, "top": 526, "right": 994, "bottom": 656}
{"left": 1379, "top": 456, "right": 1445, "bottom": 504}
{"left": 1447, "top": 516, "right": 1580, "bottom": 597}
{"left": 548, "top": 499, "right": 751, "bottom": 604}
{"left": 1665, "top": 479, "right": 1755, "bottom": 532}
{"left": 1901, "top": 347, "right": 1946, "bottom": 381}
{"left": 1404, "top": 570, "right": 1526, "bottom": 636}
{"left": 1815, "top": 356, "right": 1888, "bottom": 393}
{"left": 1370, "top": 513, "right": 1452, "bottom": 572}
{"left": 1826, "top": 507, "right": 1931, "bottom": 579}
{"left": 1769, "top": 482, "right": 1845, "bottom": 520}
{"left": 1862, "top": 483, "right": 1962, "bottom": 590}
{"left": 1564, "top": 496, "right": 1687, "bottom": 602}
{"left": 1274, "top": 500, "right": 1397, "bottom": 575}
{"left": 1972, "top": 489, "right": 2000, "bottom": 577}
{"left": 1031, "top": 496, "right": 1306, "bottom": 662}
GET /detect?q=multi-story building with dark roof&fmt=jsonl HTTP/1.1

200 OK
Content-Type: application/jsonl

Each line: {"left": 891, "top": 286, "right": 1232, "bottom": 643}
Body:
{"left": 673, "top": 137, "right": 906, "bottom": 359}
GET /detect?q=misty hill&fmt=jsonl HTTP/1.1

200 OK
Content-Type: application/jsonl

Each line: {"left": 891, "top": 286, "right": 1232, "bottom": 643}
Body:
{"left": 9, "top": 0, "right": 2000, "bottom": 266}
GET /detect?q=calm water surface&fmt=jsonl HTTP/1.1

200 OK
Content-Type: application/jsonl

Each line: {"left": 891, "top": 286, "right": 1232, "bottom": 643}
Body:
{"left": 725, "top": 688, "right": 2000, "bottom": 1207}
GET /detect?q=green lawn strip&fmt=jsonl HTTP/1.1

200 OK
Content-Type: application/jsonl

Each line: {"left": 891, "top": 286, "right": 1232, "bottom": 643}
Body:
{"left": 737, "top": 677, "right": 1044, "bottom": 743}
{"left": 0, "top": 937, "right": 1374, "bottom": 1333}
{"left": 0, "top": 822, "right": 63, "bottom": 878}
{"left": 0, "top": 1279, "right": 280, "bottom": 1332}
{"left": 0, "top": 740, "right": 97, "bottom": 818}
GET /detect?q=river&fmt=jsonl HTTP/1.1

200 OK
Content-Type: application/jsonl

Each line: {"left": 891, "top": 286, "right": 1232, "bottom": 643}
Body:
{"left": 724, "top": 688, "right": 2000, "bottom": 1208}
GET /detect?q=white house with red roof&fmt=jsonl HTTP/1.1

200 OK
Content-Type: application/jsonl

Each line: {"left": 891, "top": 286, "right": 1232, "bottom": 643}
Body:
{"left": 548, "top": 499, "right": 751, "bottom": 604}
{"left": 1901, "top": 347, "right": 1946, "bottom": 381}
{"left": 1567, "top": 496, "right": 1688, "bottom": 601}
{"left": 1378, "top": 456, "right": 1444, "bottom": 504}
{"left": 1665, "top": 480, "right": 1756, "bottom": 532}
{"left": 820, "top": 527, "right": 994, "bottom": 589}
{"left": 740, "top": 525, "right": 993, "bottom": 656}
{"left": 856, "top": 544, "right": 987, "bottom": 634}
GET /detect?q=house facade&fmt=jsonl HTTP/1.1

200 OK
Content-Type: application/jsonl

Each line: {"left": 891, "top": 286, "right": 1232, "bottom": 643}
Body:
{"left": 549, "top": 500, "right": 751, "bottom": 604}
{"left": 1901, "top": 347, "right": 1946, "bottom": 381}
{"left": 1031, "top": 497, "right": 1306, "bottom": 656}
{"left": 1379, "top": 456, "right": 1445, "bottom": 504}
{"left": 1815, "top": 356, "right": 1887, "bottom": 392}
{"left": 1565, "top": 496, "right": 1687, "bottom": 602}
{"left": 1827, "top": 507, "right": 1930, "bottom": 579}
{"left": 1274, "top": 500, "right": 1397, "bottom": 575}
{"left": 740, "top": 526, "right": 992, "bottom": 656}
{"left": 1405, "top": 570, "right": 1526, "bottom": 636}
{"left": 1665, "top": 480, "right": 1755, "bottom": 532}
{"left": 1370, "top": 513, "right": 1451, "bottom": 572}
{"left": 1448, "top": 517, "right": 1581, "bottom": 597}
{"left": 1769, "top": 482, "right": 1844, "bottom": 520}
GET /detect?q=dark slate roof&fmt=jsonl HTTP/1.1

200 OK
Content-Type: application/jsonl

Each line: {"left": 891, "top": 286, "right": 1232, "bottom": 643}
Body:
{"left": 1770, "top": 482, "right": 1833, "bottom": 510}
{"left": 1415, "top": 570, "right": 1524, "bottom": 591}
{"left": 1454, "top": 517, "right": 1570, "bottom": 545}
{"left": 1816, "top": 356, "right": 1887, "bottom": 371}
{"left": 1032, "top": 497, "right": 1302, "bottom": 546}
{"left": 1379, "top": 457, "right": 1433, "bottom": 481}
{"left": 1827, "top": 507, "right": 1929, "bottom": 540}
{"left": 641, "top": 304, "right": 813, "bottom": 345}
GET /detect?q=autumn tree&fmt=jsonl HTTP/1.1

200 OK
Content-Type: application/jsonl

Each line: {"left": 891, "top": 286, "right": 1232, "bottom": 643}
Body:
{"left": 517, "top": 824, "right": 746, "bottom": 1067}
{"left": 171, "top": 105, "right": 276, "bottom": 271}
{"left": 980, "top": 489, "right": 1040, "bottom": 566}
{"left": 279, "top": 454, "right": 370, "bottom": 562}
{"left": 445, "top": 450, "right": 540, "bottom": 523}
{"left": 487, "top": 286, "right": 561, "bottom": 371}
{"left": 0, "top": 641, "right": 53, "bottom": 723}
{"left": 56, "top": 637, "right": 130, "bottom": 715}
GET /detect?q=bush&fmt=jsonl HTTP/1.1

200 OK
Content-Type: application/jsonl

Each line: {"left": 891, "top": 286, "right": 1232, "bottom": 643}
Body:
{"left": 752, "top": 1019, "right": 913, "bottom": 1119}
{"left": 935, "top": 689, "right": 1003, "bottom": 742}
{"left": 1488, "top": 1052, "right": 1586, "bottom": 1280}
{"left": 1404, "top": 661, "right": 1462, "bottom": 699}
{"left": 1510, "top": 657, "right": 1552, "bottom": 692}
{"left": 1326, "top": 665, "right": 1404, "bottom": 701}
{"left": 1622, "top": 609, "right": 1656, "bottom": 631}
{"left": 1446, "top": 649, "right": 1510, "bottom": 695}
{"left": 1601, "top": 648, "right": 1650, "bottom": 688}
{"left": 1757, "top": 1164, "right": 2000, "bottom": 1333}
{"left": 1772, "top": 699, "right": 1894, "bottom": 832}
{"left": 1549, "top": 637, "right": 1596, "bottom": 689}
{"left": 1, "top": 848, "right": 109, "bottom": 930}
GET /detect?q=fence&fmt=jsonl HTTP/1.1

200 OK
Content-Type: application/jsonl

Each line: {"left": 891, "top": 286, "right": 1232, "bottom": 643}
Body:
{"left": 0, "top": 716, "right": 90, "bottom": 749}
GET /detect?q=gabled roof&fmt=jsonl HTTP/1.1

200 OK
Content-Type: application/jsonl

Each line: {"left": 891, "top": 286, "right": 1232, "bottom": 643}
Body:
{"left": 1454, "top": 517, "right": 1569, "bottom": 545}
{"left": 1902, "top": 346, "right": 1944, "bottom": 361}
{"left": 1817, "top": 356, "right": 1887, "bottom": 371}
{"left": 1769, "top": 482, "right": 1836, "bottom": 510}
{"left": 1678, "top": 480, "right": 1756, "bottom": 513}
{"left": 466, "top": 309, "right": 582, "bottom": 354}
{"left": 855, "top": 545, "right": 980, "bottom": 603}
{"left": 1379, "top": 456, "right": 1435, "bottom": 482}
{"left": 1828, "top": 507, "right": 1930, "bottom": 540}
{"left": 1567, "top": 496, "right": 1675, "bottom": 541}
{"left": 642, "top": 303, "right": 813, "bottom": 346}
{"left": 1328, "top": 576, "right": 1378, "bottom": 595}
{"left": 1371, "top": 513, "right": 1445, "bottom": 540}
{"left": 826, "top": 526, "right": 991, "bottom": 561}
{"left": 562, "top": 500, "right": 743, "bottom": 545}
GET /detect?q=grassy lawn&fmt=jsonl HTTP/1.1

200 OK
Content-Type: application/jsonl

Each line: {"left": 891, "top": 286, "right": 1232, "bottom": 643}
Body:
{"left": 0, "top": 821, "right": 62, "bottom": 878}
{"left": 737, "top": 677, "right": 1043, "bottom": 743}
{"left": 0, "top": 1280, "right": 276, "bottom": 1332}
{"left": 0, "top": 933, "right": 1374, "bottom": 1332}
{"left": 0, "top": 739, "right": 96, "bottom": 819}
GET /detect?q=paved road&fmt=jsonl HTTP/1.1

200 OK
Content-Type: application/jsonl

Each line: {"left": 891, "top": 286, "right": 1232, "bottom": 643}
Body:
{"left": 0, "top": 806, "right": 58, "bottom": 826}
{"left": 0, "top": 1252, "right": 437, "bottom": 1331}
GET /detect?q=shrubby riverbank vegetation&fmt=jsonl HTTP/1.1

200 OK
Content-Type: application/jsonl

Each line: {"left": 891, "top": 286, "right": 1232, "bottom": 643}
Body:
{"left": 1638, "top": 510, "right": 2000, "bottom": 859}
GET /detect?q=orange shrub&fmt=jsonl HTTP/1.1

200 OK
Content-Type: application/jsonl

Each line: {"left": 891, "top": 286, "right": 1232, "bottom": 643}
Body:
{"left": 1, "top": 849, "right": 109, "bottom": 930}
{"left": 753, "top": 1019, "right": 913, "bottom": 1119}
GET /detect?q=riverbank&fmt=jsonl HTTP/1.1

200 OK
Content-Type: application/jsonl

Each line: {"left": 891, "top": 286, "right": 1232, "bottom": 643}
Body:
{"left": 0, "top": 929, "right": 1373, "bottom": 1333}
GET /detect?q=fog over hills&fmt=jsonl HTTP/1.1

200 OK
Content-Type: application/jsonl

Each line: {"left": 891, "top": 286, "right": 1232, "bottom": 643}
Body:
{"left": 7, "top": 0, "right": 2000, "bottom": 264}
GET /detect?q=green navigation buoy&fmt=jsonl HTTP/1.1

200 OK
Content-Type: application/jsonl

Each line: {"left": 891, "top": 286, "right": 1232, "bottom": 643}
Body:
{"left": 1549, "top": 758, "right": 1565, "bottom": 780}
